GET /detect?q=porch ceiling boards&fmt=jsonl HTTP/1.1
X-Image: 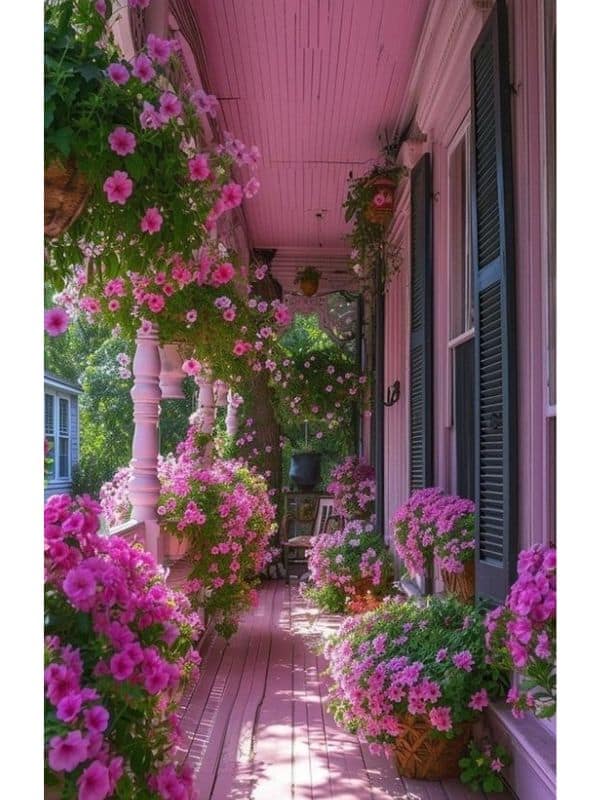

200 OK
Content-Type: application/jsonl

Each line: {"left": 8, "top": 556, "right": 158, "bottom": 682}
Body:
{"left": 191, "top": 0, "right": 429, "bottom": 289}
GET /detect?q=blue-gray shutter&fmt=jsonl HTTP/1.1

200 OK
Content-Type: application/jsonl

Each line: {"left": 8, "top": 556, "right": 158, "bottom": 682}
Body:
{"left": 409, "top": 153, "right": 433, "bottom": 491}
{"left": 470, "top": 0, "right": 517, "bottom": 604}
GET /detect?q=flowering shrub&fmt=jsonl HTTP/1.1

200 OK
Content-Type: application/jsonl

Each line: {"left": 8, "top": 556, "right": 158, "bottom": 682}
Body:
{"left": 324, "top": 595, "right": 505, "bottom": 754}
{"left": 45, "top": 1, "right": 260, "bottom": 287}
{"left": 459, "top": 740, "right": 511, "bottom": 793}
{"left": 391, "top": 488, "right": 476, "bottom": 577}
{"left": 327, "top": 456, "right": 376, "bottom": 520}
{"left": 485, "top": 544, "right": 556, "bottom": 719}
{"left": 305, "top": 518, "right": 393, "bottom": 612}
{"left": 158, "top": 426, "right": 276, "bottom": 637}
{"left": 44, "top": 493, "right": 203, "bottom": 798}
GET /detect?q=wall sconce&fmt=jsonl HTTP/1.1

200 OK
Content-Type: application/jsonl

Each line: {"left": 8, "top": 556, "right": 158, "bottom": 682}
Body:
{"left": 383, "top": 380, "right": 400, "bottom": 407}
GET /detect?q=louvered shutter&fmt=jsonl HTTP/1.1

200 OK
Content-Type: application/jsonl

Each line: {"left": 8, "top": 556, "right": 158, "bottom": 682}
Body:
{"left": 471, "top": 0, "right": 517, "bottom": 604}
{"left": 409, "top": 153, "right": 433, "bottom": 491}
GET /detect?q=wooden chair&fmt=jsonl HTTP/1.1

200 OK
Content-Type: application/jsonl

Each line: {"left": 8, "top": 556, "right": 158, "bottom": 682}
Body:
{"left": 281, "top": 497, "right": 337, "bottom": 584}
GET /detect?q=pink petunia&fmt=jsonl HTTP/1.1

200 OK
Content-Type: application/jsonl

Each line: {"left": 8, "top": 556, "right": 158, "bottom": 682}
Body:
{"left": 56, "top": 692, "right": 83, "bottom": 723}
{"left": 186, "top": 310, "right": 197, "bottom": 323}
{"left": 182, "top": 359, "right": 201, "bottom": 376}
{"left": 159, "top": 91, "right": 182, "bottom": 119}
{"left": 188, "top": 153, "right": 211, "bottom": 181}
{"left": 212, "top": 262, "right": 235, "bottom": 286}
{"left": 107, "top": 299, "right": 120, "bottom": 312}
{"left": 103, "top": 170, "right": 133, "bottom": 205}
{"left": 146, "top": 33, "right": 172, "bottom": 65}
{"left": 107, "top": 63, "right": 129, "bottom": 85}
{"left": 429, "top": 706, "right": 453, "bottom": 732}
{"left": 83, "top": 705, "right": 110, "bottom": 734}
{"left": 189, "top": 88, "right": 219, "bottom": 118}
{"left": 221, "top": 182, "right": 244, "bottom": 209}
{"left": 63, "top": 567, "right": 97, "bottom": 609}
{"left": 468, "top": 688, "right": 489, "bottom": 711}
{"left": 131, "top": 53, "right": 155, "bottom": 83}
{"left": 139, "top": 101, "right": 161, "bottom": 130}
{"left": 146, "top": 294, "right": 165, "bottom": 313}
{"left": 140, "top": 207, "right": 163, "bottom": 234}
{"left": 110, "top": 652, "right": 134, "bottom": 682}
{"left": 95, "top": 0, "right": 106, "bottom": 15}
{"left": 108, "top": 127, "right": 136, "bottom": 156}
{"left": 44, "top": 307, "right": 70, "bottom": 336}
{"left": 223, "top": 308, "right": 236, "bottom": 322}
{"left": 244, "top": 176, "right": 260, "bottom": 198}
{"left": 48, "top": 730, "right": 89, "bottom": 773}
{"left": 77, "top": 760, "right": 111, "bottom": 800}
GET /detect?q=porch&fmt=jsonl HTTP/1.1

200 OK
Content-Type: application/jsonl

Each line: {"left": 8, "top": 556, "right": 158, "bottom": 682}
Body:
{"left": 168, "top": 574, "right": 513, "bottom": 800}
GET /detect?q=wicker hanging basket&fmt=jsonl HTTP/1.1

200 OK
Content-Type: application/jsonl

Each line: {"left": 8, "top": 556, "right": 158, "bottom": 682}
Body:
{"left": 45, "top": 159, "right": 90, "bottom": 239}
{"left": 364, "top": 175, "right": 397, "bottom": 225}
{"left": 441, "top": 559, "right": 475, "bottom": 604}
{"left": 394, "top": 716, "right": 471, "bottom": 780}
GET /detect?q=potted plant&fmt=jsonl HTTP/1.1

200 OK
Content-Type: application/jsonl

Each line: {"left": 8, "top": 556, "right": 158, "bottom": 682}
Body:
{"left": 45, "top": 0, "right": 260, "bottom": 288}
{"left": 391, "top": 488, "right": 476, "bottom": 603}
{"left": 294, "top": 266, "right": 322, "bottom": 297}
{"left": 485, "top": 544, "right": 556, "bottom": 719}
{"left": 324, "top": 595, "right": 506, "bottom": 780}
{"left": 304, "top": 517, "right": 393, "bottom": 613}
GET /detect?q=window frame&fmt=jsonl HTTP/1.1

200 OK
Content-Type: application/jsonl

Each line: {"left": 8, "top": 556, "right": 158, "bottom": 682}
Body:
{"left": 44, "top": 389, "right": 72, "bottom": 483}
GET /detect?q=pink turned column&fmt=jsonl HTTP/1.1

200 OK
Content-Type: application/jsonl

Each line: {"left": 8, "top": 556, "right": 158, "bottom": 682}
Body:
{"left": 197, "top": 375, "right": 217, "bottom": 435}
{"left": 129, "top": 324, "right": 162, "bottom": 561}
{"left": 226, "top": 390, "right": 241, "bottom": 436}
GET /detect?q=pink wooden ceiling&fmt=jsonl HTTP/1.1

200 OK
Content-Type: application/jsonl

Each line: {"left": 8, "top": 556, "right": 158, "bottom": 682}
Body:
{"left": 192, "top": 0, "right": 429, "bottom": 279}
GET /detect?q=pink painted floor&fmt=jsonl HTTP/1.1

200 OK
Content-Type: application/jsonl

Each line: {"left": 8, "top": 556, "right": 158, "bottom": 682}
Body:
{"left": 169, "top": 577, "right": 514, "bottom": 800}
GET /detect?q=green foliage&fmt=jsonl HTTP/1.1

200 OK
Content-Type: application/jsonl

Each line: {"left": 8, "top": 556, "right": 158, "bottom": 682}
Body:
{"left": 459, "top": 740, "right": 511, "bottom": 793}
{"left": 302, "top": 584, "right": 346, "bottom": 613}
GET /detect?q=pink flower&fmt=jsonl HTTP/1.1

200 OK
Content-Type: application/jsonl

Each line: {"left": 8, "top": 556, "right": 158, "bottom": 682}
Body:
{"left": 44, "top": 307, "right": 69, "bottom": 336}
{"left": 491, "top": 758, "right": 504, "bottom": 773}
{"left": 429, "top": 706, "right": 453, "bottom": 732}
{"left": 182, "top": 359, "right": 201, "bottom": 376}
{"left": 188, "top": 153, "right": 211, "bottom": 181}
{"left": 140, "top": 207, "right": 163, "bottom": 234}
{"left": 139, "top": 101, "right": 161, "bottom": 130}
{"left": 107, "top": 299, "right": 120, "bottom": 312}
{"left": 103, "top": 170, "right": 133, "bottom": 205}
{"left": 190, "top": 88, "right": 219, "bottom": 118}
{"left": 274, "top": 305, "right": 291, "bottom": 326}
{"left": 56, "top": 692, "right": 82, "bottom": 723}
{"left": 244, "top": 177, "right": 260, "bottom": 198}
{"left": 146, "top": 294, "right": 165, "bottom": 313}
{"left": 110, "top": 652, "right": 134, "bottom": 681}
{"left": 95, "top": 1, "right": 106, "bottom": 15}
{"left": 132, "top": 53, "right": 155, "bottom": 83}
{"left": 107, "top": 63, "right": 129, "bottom": 85}
{"left": 186, "top": 310, "right": 197, "bottom": 323}
{"left": 212, "top": 262, "right": 235, "bottom": 286}
{"left": 468, "top": 688, "right": 489, "bottom": 711}
{"left": 159, "top": 91, "right": 182, "bottom": 119}
{"left": 233, "top": 341, "right": 247, "bottom": 356}
{"left": 48, "top": 730, "right": 88, "bottom": 772}
{"left": 138, "top": 319, "right": 153, "bottom": 335}
{"left": 63, "top": 567, "right": 97, "bottom": 609}
{"left": 83, "top": 705, "right": 110, "bottom": 734}
{"left": 77, "top": 760, "right": 111, "bottom": 800}
{"left": 108, "top": 126, "right": 136, "bottom": 156}
{"left": 223, "top": 308, "right": 236, "bottom": 322}
{"left": 146, "top": 33, "right": 172, "bottom": 65}
{"left": 221, "top": 182, "right": 244, "bottom": 209}
{"left": 452, "top": 650, "right": 474, "bottom": 672}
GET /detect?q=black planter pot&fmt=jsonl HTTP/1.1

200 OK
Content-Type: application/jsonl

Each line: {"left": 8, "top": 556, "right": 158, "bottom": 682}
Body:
{"left": 289, "top": 452, "right": 322, "bottom": 492}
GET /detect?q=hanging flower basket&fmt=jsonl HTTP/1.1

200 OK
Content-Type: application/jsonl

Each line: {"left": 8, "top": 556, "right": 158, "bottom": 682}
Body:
{"left": 442, "top": 559, "right": 475, "bottom": 604}
{"left": 394, "top": 716, "right": 472, "bottom": 780}
{"left": 364, "top": 175, "right": 397, "bottom": 225}
{"left": 294, "top": 267, "right": 322, "bottom": 297}
{"left": 44, "top": 159, "right": 90, "bottom": 239}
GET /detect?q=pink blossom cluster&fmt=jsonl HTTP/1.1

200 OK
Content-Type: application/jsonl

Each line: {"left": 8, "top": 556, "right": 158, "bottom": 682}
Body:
{"left": 44, "top": 494, "right": 203, "bottom": 798}
{"left": 485, "top": 544, "right": 556, "bottom": 718}
{"left": 391, "top": 488, "right": 475, "bottom": 577}
{"left": 307, "top": 518, "right": 392, "bottom": 598}
{"left": 327, "top": 456, "right": 376, "bottom": 520}
{"left": 324, "top": 596, "right": 495, "bottom": 753}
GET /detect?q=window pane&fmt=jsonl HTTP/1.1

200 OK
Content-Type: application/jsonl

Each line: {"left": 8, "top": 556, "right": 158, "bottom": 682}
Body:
{"left": 45, "top": 394, "right": 55, "bottom": 435}
{"left": 59, "top": 437, "right": 69, "bottom": 479}
{"left": 59, "top": 398, "right": 69, "bottom": 436}
{"left": 449, "top": 136, "right": 472, "bottom": 338}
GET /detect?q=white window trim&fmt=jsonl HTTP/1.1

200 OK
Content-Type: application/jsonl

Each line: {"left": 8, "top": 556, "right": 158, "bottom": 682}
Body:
{"left": 45, "top": 390, "right": 73, "bottom": 484}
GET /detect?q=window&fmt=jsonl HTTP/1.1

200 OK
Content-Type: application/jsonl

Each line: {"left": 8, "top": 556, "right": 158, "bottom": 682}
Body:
{"left": 45, "top": 390, "right": 72, "bottom": 482}
{"left": 449, "top": 132, "right": 473, "bottom": 340}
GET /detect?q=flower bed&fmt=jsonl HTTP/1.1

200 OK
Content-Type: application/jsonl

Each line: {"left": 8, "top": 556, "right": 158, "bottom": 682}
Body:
{"left": 485, "top": 544, "right": 556, "bottom": 718}
{"left": 391, "top": 488, "right": 476, "bottom": 598}
{"left": 324, "top": 595, "right": 505, "bottom": 778}
{"left": 158, "top": 426, "right": 277, "bottom": 637}
{"left": 44, "top": 493, "right": 203, "bottom": 798}
{"left": 326, "top": 456, "right": 376, "bottom": 520}
{"left": 305, "top": 518, "right": 393, "bottom": 613}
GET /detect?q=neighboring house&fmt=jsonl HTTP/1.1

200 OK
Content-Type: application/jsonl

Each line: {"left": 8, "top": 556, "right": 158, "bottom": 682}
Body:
{"left": 44, "top": 372, "right": 82, "bottom": 500}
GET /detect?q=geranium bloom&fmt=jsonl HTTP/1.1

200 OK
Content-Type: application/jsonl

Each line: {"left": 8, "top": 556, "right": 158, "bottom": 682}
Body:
{"left": 107, "top": 63, "right": 129, "bottom": 85}
{"left": 159, "top": 92, "right": 182, "bottom": 119}
{"left": 48, "top": 730, "right": 88, "bottom": 772}
{"left": 44, "top": 307, "right": 70, "bottom": 336}
{"left": 77, "top": 760, "right": 111, "bottom": 800}
{"left": 146, "top": 33, "right": 172, "bottom": 65}
{"left": 108, "top": 127, "right": 136, "bottom": 156}
{"left": 140, "top": 207, "right": 163, "bottom": 234}
{"left": 188, "top": 153, "right": 211, "bottom": 181}
{"left": 103, "top": 171, "right": 133, "bottom": 205}
{"left": 131, "top": 53, "right": 155, "bottom": 83}
{"left": 212, "top": 262, "right": 235, "bottom": 285}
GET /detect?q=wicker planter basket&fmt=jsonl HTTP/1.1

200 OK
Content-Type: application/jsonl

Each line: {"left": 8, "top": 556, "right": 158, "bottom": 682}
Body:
{"left": 45, "top": 159, "right": 90, "bottom": 239}
{"left": 364, "top": 176, "right": 397, "bottom": 225}
{"left": 394, "top": 716, "right": 471, "bottom": 780}
{"left": 441, "top": 559, "right": 475, "bottom": 604}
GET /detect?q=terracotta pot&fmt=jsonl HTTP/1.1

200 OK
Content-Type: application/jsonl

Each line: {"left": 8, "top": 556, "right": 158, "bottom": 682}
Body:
{"left": 299, "top": 277, "right": 319, "bottom": 297}
{"left": 394, "top": 716, "right": 471, "bottom": 780}
{"left": 45, "top": 159, "right": 91, "bottom": 238}
{"left": 364, "top": 175, "right": 397, "bottom": 225}
{"left": 441, "top": 559, "right": 475, "bottom": 604}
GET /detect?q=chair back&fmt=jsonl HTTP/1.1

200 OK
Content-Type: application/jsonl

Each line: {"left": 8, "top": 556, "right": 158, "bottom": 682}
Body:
{"left": 312, "top": 497, "right": 335, "bottom": 537}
